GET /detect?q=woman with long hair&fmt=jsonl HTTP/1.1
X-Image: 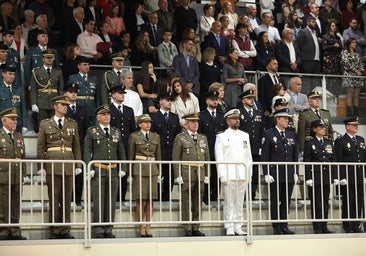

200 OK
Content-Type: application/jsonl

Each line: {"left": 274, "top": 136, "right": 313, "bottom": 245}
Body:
{"left": 254, "top": 31, "right": 275, "bottom": 71}
{"left": 62, "top": 44, "right": 82, "bottom": 82}
{"left": 223, "top": 48, "right": 247, "bottom": 108}
{"left": 136, "top": 61, "right": 158, "bottom": 114}
{"left": 341, "top": 38, "right": 365, "bottom": 116}
{"left": 217, "top": 1, "right": 239, "bottom": 31}
{"left": 170, "top": 78, "right": 200, "bottom": 125}
{"left": 209, "top": 82, "right": 229, "bottom": 114}
{"left": 284, "top": 11, "right": 302, "bottom": 41}
{"left": 106, "top": 3, "right": 125, "bottom": 36}
{"left": 131, "top": 30, "right": 155, "bottom": 66}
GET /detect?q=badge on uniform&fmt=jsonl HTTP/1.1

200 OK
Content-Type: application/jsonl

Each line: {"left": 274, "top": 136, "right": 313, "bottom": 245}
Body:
{"left": 287, "top": 138, "right": 294, "bottom": 145}
{"left": 16, "top": 138, "right": 24, "bottom": 148}
{"left": 112, "top": 131, "right": 119, "bottom": 142}
{"left": 243, "top": 140, "right": 248, "bottom": 148}
{"left": 67, "top": 128, "right": 75, "bottom": 136}
{"left": 347, "top": 143, "right": 351, "bottom": 150}
{"left": 90, "top": 83, "right": 96, "bottom": 89}
{"left": 254, "top": 115, "right": 262, "bottom": 122}
{"left": 12, "top": 95, "right": 20, "bottom": 103}
{"left": 312, "top": 144, "right": 316, "bottom": 151}
{"left": 199, "top": 140, "right": 207, "bottom": 149}
{"left": 360, "top": 142, "right": 365, "bottom": 149}
{"left": 325, "top": 145, "right": 333, "bottom": 154}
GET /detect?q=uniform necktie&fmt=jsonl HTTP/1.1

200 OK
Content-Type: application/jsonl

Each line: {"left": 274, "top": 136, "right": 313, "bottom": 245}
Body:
{"left": 104, "top": 127, "right": 109, "bottom": 137}
{"left": 47, "top": 68, "right": 51, "bottom": 76}
{"left": 273, "top": 74, "right": 279, "bottom": 84}
{"left": 71, "top": 105, "right": 76, "bottom": 113}
{"left": 192, "top": 134, "right": 197, "bottom": 143}
{"left": 83, "top": 75, "right": 87, "bottom": 81}
{"left": 58, "top": 119, "right": 63, "bottom": 129}
{"left": 249, "top": 109, "right": 253, "bottom": 118}
{"left": 164, "top": 112, "right": 168, "bottom": 123}
{"left": 211, "top": 111, "right": 216, "bottom": 120}
{"left": 280, "top": 131, "right": 286, "bottom": 143}
{"left": 7, "top": 86, "right": 12, "bottom": 93}
{"left": 145, "top": 132, "right": 149, "bottom": 141}
{"left": 352, "top": 136, "right": 357, "bottom": 145}
{"left": 315, "top": 109, "right": 320, "bottom": 118}
{"left": 319, "top": 139, "right": 323, "bottom": 145}
{"left": 118, "top": 105, "right": 123, "bottom": 113}
{"left": 8, "top": 132, "right": 13, "bottom": 142}
{"left": 117, "top": 71, "right": 121, "bottom": 78}
{"left": 216, "top": 34, "right": 220, "bottom": 46}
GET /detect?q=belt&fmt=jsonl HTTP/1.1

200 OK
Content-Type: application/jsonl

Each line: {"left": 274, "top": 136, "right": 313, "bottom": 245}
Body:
{"left": 182, "top": 163, "right": 204, "bottom": 168}
{"left": 38, "top": 88, "right": 58, "bottom": 93}
{"left": 93, "top": 163, "right": 117, "bottom": 169}
{"left": 47, "top": 146, "right": 72, "bottom": 152}
{"left": 77, "top": 96, "right": 95, "bottom": 100}
{"left": 135, "top": 155, "right": 155, "bottom": 161}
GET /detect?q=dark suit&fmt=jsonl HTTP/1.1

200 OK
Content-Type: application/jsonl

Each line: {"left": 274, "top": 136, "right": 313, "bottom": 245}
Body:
{"left": 302, "top": 15, "right": 326, "bottom": 37}
{"left": 198, "top": 109, "right": 227, "bottom": 202}
{"left": 150, "top": 110, "right": 181, "bottom": 201}
{"left": 304, "top": 137, "right": 336, "bottom": 232}
{"left": 335, "top": 134, "right": 366, "bottom": 232}
{"left": 257, "top": 73, "right": 285, "bottom": 114}
{"left": 141, "top": 23, "right": 164, "bottom": 47}
{"left": 275, "top": 40, "right": 302, "bottom": 73}
{"left": 109, "top": 103, "right": 136, "bottom": 201}
{"left": 172, "top": 53, "right": 200, "bottom": 96}
{"left": 0, "top": 14, "right": 14, "bottom": 35}
{"left": 261, "top": 128, "right": 299, "bottom": 231}
{"left": 63, "top": 18, "right": 83, "bottom": 46}
{"left": 203, "top": 32, "right": 229, "bottom": 67}
{"left": 239, "top": 107, "right": 264, "bottom": 199}
{"left": 296, "top": 28, "right": 321, "bottom": 74}
{"left": 84, "top": 6, "right": 101, "bottom": 26}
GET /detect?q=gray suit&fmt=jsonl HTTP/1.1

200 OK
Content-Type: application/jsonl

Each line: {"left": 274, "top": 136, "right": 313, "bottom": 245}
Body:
{"left": 296, "top": 27, "right": 321, "bottom": 74}
{"left": 287, "top": 91, "right": 309, "bottom": 115}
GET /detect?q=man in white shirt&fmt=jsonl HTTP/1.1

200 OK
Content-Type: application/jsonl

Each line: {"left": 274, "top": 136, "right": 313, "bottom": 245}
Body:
{"left": 121, "top": 69, "right": 143, "bottom": 121}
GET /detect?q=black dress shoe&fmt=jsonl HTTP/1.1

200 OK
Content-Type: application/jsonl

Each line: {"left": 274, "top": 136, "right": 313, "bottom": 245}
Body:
{"left": 192, "top": 230, "right": 205, "bottom": 236}
{"left": 104, "top": 233, "right": 116, "bottom": 238}
{"left": 281, "top": 227, "right": 295, "bottom": 234}
{"left": 314, "top": 230, "right": 322, "bottom": 234}
{"left": 353, "top": 227, "right": 363, "bottom": 233}
{"left": 59, "top": 233, "right": 74, "bottom": 239}
{"left": 9, "top": 235, "right": 27, "bottom": 240}
{"left": 273, "top": 228, "right": 283, "bottom": 235}
{"left": 50, "top": 233, "right": 59, "bottom": 239}
{"left": 94, "top": 233, "right": 104, "bottom": 239}
{"left": 322, "top": 229, "right": 333, "bottom": 234}
{"left": 0, "top": 235, "right": 8, "bottom": 240}
{"left": 345, "top": 229, "right": 353, "bottom": 233}
{"left": 185, "top": 230, "right": 193, "bottom": 237}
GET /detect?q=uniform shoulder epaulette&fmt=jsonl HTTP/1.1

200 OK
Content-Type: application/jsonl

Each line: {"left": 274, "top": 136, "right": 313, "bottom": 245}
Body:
{"left": 105, "top": 70, "right": 114, "bottom": 74}
{"left": 40, "top": 118, "right": 50, "bottom": 124}
{"left": 320, "top": 108, "right": 329, "bottom": 112}
{"left": 305, "top": 136, "right": 313, "bottom": 141}
{"left": 33, "top": 66, "right": 41, "bottom": 71}
{"left": 66, "top": 118, "right": 77, "bottom": 123}
{"left": 217, "top": 130, "right": 225, "bottom": 134}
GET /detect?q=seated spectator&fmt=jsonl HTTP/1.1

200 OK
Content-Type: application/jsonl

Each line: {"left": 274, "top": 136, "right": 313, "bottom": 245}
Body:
{"left": 77, "top": 18, "right": 103, "bottom": 64}
{"left": 136, "top": 61, "right": 158, "bottom": 114}
{"left": 170, "top": 78, "right": 200, "bottom": 125}
{"left": 130, "top": 30, "right": 156, "bottom": 66}
{"left": 232, "top": 23, "right": 257, "bottom": 71}
{"left": 157, "top": 29, "right": 178, "bottom": 69}
{"left": 141, "top": 12, "right": 164, "bottom": 48}
{"left": 98, "top": 20, "right": 121, "bottom": 56}
{"left": 106, "top": 3, "right": 125, "bottom": 37}
{"left": 255, "top": 31, "right": 275, "bottom": 71}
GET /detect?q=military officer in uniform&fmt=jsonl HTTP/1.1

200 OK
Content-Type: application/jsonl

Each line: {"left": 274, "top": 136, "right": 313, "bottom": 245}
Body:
{"left": 101, "top": 53, "right": 126, "bottom": 104}
{"left": 109, "top": 84, "right": 136, "bottom": 202}
{"left": 172, "top": 113, "right": 209, "bottom": 237}
{"left": 238, "top": 89, "right": 264, "bottom": 200}
{"left": 150, "top": 92, "right": 181, "bottom": 201}
{"left": 0, "top": 108, "right": 26, "bottom": 240}
{"left": 30, "top": 49, "right": 64, "bottom": 130}
{"left": 67, "top": 56, "right": 101, "bottom": 127}
{"left": 334, "top": 116, "right": 366, "bottom": 233}
{"left": 304, "top": 119, "right": 336, "bottom": 234}
{"left": 261, "top": 109, "right": 299, "bottom": 235}
{"left": 298, "top": 91, "right": 334, "bottom": 152}
{"left": 0, "top": 64, "right": 27, "bottom": 133}
{"left": 37, "top": 96, "right": 82, "bottom": 239}
{"left": 198, "top": 90, "right": 227, "bottom": 204}
{"left": 64, "top": 82, "right": 88, "bottom": 206}
{"left": 128, "top": 114, "right": 161, "bottom": 237}
{"left": 84, "top": 105, "right": 126, "bottom": 238}
{"left": 215, "top": 109, "right": 253, "bottom": 236}
{"left": 266, "top": 97, "right": 296, "bottom": 133}
{"left": 2, "top": 31, "right": 22, "bottom": 86}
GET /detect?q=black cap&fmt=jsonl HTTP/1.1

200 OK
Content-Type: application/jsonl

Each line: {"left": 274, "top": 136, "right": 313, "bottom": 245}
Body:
{"left": 157, "top": 92, "right": 174, "bottom": 101}
{"left": 239, "top": 89, "right": 256, "bottom": 99}
{"left": 1, "top": 64, "right": 16, "bottom": 72}
{"left": 274, "top": 97, "right": 287, "bottom": 107}
{"left": 110, "top": 85, "right": 126, "bottom": 94}
{"left": 343, "top": 116, "right": 359, "bottom": 125}
{"left": 0, "top": 43, "right": 8, "bottom": 50}
{"left": 37, "top": 29, "right": 48, "bottom": 36}
{"left": 63, "top": 82, "right": 79, "bottom": 92}
{"left": 42, "top": 49, "right": 54, "bottom": 58}
{"left": 206, "top": 90, "right": 219, "bottom": 99}
{"left": 310, "top": 119, "right": 326, "bottom": 129}
{"left": 75, "top": 56, "right": 90, "bottom": 64}
{"left": 307, "top": 91, "right": 321, "bottom": 99}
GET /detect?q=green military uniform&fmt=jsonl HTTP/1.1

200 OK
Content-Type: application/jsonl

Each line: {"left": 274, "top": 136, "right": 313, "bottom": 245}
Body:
{"left": 37, "top": 96, "right": 81, "bottom": 237}
{"left": 84, "top": 105, "right": 126, "bottom": 237}
{"left": 172, "top": 114, "right": 209, "bottom": 233}
{"left": 30, "top": 50, "right": 64, "bottom": 126}
{"left": 128, "top": 116, "right": 161, "bottom": 200}
{"left": 0, "top": 108, "right": 25, "bottom": 239}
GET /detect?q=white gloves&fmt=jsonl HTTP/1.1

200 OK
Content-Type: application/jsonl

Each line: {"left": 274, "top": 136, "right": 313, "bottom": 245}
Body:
{"left": 31, "top": 104, "right": 39, "bottom": 113}
{"left": 294, "top": 174, "right": 298, "bottom": 184}
{"left": 204, "top": 176, "right": 209, "bottom": 184}
{"left": 127, "top": 176, "right": 133, "bottom": 184}
{"left": 22, "top": 127, "right": 28, "bottom": 134}
{"left": 37, "top": 169, "right": 46, "bottom": 177}
{"left": 265, "top": 175, "right": 274, "bottom": 184}
{"left": 89, "top": 170, "right": 95, "bottom": 178}
{"left": 157, "top": 175, "right": 164, "bottom": 183}
{"left": 175, "top": 176, "right": 184, "bottom": 185}
{"left": 305, "top": 179, "right": 313, "bottom": 187}
{"left": 333, "top": 179, "right": 339, "bottom": 185}
{"left": 340, "top": 179, "right": 348, "bottom": 186}
{"left": 75, "top": 168, "right": 82, "bottom": 175}
{"left": 220, "top": 176, "right": 227, "bottom": 183}
{"left": 119, "top": 170, "right": 126, "bottom": 178}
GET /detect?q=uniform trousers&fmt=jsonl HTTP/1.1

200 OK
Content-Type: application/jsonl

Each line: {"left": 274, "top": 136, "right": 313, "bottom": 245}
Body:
{"left": 47, "top": 174, "right": 73, "bottom": 235}
{"left": 203, "top": 164, "right": 219, "bottom": 203}
{"left": 308, "top": 184, "right": 330, "bottom": 231}
{"left": 270, "top": 182, "right": 294, "bottom": 229}
{"left": 160, "top": 163, "right": 175, "bottom": 201}
{"left": 181, "top": 179, "right": 204, "bottom": 231}
{"left": 341, "top": 183, "right": 364, "bottom": 232}
{"left": 222, "top": 180, "right": 246, "bottom": 230}
{"left": 0, "top": 183, "right": 21, "bottom": 236}
{"left": 91, "top": 176, "right": 118, "bottom": 235}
